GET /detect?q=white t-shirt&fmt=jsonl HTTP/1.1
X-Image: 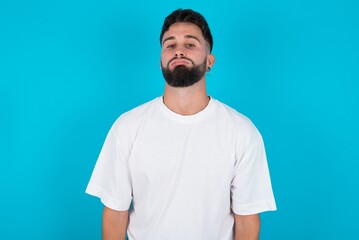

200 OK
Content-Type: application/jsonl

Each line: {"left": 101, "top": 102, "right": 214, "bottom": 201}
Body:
{"left": 86, "top": 96, "right": 276, "bottom": 240}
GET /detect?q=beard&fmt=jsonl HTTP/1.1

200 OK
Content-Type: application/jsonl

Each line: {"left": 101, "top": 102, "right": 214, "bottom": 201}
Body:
{"left": 161, "top": 58, "right": 207, "bottom": 87}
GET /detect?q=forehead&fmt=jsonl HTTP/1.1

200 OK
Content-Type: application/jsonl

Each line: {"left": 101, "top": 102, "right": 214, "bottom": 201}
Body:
{"left": 162, "top": 22, "right": 204, "bottom": 42}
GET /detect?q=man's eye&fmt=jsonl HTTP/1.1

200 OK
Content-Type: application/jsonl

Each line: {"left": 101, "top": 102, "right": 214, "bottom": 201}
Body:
{"left": 167, "top": 44, "right": 175, "bottom": 49}
{"left": 186, "top": 44, "right": 195, "bottom": 48}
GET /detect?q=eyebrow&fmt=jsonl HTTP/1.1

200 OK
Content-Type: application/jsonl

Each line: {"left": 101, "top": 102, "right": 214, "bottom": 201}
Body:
{"left": 162, "top": 35, "right": 202, "bottom": 45}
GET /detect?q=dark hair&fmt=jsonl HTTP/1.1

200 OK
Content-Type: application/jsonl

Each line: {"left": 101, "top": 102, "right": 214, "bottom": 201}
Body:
{"left": 160, "top": 9, "right": 213, "bottom": 52}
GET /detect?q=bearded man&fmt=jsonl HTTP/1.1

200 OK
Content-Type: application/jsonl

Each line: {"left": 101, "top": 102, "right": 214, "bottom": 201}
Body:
{"left": 86, "top": 8, "right": 276, "bottom": 240}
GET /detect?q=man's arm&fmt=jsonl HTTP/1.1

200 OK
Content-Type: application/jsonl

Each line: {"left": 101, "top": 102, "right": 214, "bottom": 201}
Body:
{"left": 102, "top": 206, "right": 128, "bottom": 240}
{"left": 234, "top": 214, "right": 260, "bottom": 240}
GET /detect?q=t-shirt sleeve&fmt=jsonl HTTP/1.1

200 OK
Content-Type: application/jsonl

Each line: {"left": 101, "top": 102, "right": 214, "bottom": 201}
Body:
{"left": 85, "top": 121, "right": 132, "bottom": 211}
{"left": 231, "top": 126, "right": 277, "bottom": 215}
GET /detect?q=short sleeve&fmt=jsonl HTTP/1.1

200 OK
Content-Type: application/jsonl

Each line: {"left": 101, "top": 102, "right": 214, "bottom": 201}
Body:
{"left": 231, "top": 127, "right": 277, "bottom": 215}
{"left": 85, "top": 121, "right": 133, "bottom": 211}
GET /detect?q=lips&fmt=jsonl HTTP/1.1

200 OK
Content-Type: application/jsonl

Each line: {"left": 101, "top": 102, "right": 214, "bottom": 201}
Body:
{"left": 170, "top": 59, "right": 190, "bottom": 67}
{"left": 168, "top": 58, "right": 193, "bottom": 68}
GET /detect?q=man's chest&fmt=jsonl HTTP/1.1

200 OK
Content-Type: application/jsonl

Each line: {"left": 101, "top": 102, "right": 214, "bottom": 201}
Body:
{"left": 128, "top": 122, "right": 235, "bottom": 197}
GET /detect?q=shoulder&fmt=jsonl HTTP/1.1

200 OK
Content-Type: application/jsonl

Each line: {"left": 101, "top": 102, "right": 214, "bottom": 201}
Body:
{"left": 118, "top": 97, "right": 159, "bottom": 121}
{"left": 110, "top": 97, "right": 160, "bottom": 134}
{"left": 213, "top": 99, "right": 257, "bottom": 130}
{"left": 212, "top": 99, "right": 263, "bottom": 143}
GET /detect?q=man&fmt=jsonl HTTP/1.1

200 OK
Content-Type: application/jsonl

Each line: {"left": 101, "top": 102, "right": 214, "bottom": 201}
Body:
{"left": 86, "top": 9, "right": 276, "bottom": 240}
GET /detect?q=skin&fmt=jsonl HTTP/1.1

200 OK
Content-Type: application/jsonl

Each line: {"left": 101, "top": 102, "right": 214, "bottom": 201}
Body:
{"left": 234, "top": 214, "right": 260, "bottom": 240}
{"left": 102, "top": 22, "right": 260, "bottom": 240}
{"left": 102, "top": 206, "right": 128, "bottom": 240}
{"left": 160, "top": 22, "right": 214, "bottom": 115}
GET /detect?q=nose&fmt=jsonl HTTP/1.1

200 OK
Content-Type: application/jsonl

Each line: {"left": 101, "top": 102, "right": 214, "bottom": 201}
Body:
{"left": 175, "top": 48, "right": 185, "bottom": 58}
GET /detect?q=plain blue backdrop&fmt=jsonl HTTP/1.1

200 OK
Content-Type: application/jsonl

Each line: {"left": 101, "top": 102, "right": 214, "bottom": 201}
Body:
{"left": 1, "top": 0, "right": 358, "bottom": 239}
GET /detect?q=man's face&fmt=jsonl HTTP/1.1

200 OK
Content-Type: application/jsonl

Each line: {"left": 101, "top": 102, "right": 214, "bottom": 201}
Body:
{"left": 160, "top": 22, "right": 213, "bottom": 87}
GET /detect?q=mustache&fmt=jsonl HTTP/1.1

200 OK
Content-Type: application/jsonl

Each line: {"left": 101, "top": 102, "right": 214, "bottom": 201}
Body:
{"left": 168, "top": 57, "right": 195, "bottom": 67}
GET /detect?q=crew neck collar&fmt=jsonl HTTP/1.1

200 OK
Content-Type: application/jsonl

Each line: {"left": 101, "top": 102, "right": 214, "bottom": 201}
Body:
{"left": 157, "top": 96, "right": 215, "bottom": 124}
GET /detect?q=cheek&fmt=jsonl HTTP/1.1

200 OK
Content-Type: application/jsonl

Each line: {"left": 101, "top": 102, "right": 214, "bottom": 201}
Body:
{"left": 160, "top": 52, "right": 171, "bottom": 66}
{"left": 191, "top": 48, "right": 206, "bottom": 59}
{"left": 194, "top": 53, "right": 207, "bottom": 65}
{"left": 160, "top": 60, "right": 166, "bottom": 69}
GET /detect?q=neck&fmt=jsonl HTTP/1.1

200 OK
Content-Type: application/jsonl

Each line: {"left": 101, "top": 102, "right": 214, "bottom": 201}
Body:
{"left": 163, "top": 79, "right": 209, "bottom": 115}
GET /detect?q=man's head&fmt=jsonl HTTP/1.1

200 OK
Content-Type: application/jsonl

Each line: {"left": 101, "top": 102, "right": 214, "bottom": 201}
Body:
{"left": 160, "top": 9, "right": 213, "bottom": 53}
{"left": 160, "top": 9, "right": 215, "bottom": 88}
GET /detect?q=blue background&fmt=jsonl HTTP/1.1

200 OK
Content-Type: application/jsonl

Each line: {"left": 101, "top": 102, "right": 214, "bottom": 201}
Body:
{"left": 1, "top": 0, "right": 358, "bottom": 239}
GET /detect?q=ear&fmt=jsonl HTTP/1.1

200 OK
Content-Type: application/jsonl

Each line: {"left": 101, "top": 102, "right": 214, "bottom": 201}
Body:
{"left": 206, "top": 53, "right": 215, "bottom": 70}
